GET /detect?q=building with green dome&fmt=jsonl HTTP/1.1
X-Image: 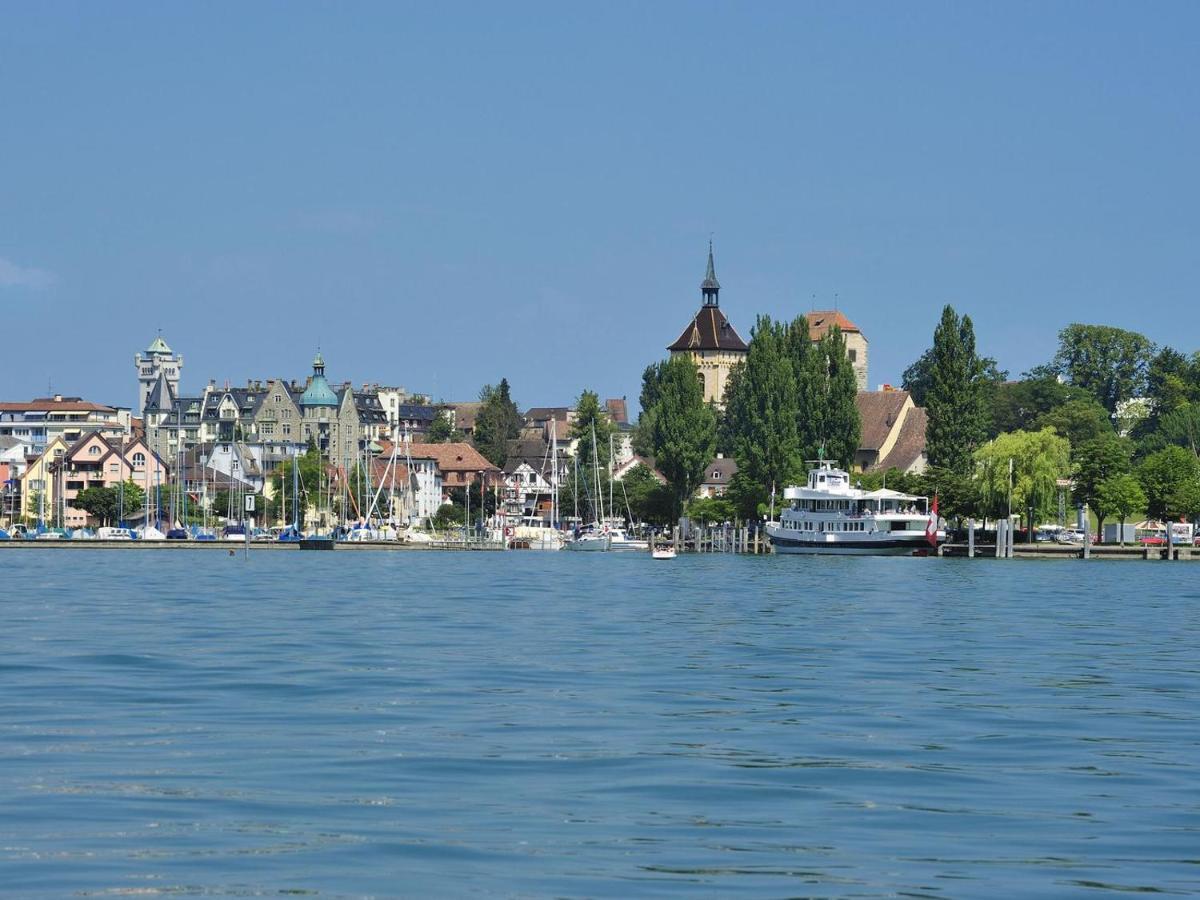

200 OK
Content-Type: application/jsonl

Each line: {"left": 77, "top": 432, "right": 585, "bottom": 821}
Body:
{"left": 134, "top": 333, "right": 183, "bottom": 418}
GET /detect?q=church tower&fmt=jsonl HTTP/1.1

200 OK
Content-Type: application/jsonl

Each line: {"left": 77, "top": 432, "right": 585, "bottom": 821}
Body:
{"left": 134, "top": 334, "right": 183, "bottom": 418}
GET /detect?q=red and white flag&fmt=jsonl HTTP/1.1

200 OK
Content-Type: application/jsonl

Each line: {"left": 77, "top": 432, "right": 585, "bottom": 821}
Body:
{"left": 926, "top": 495, "right": 939, "bottom": 546}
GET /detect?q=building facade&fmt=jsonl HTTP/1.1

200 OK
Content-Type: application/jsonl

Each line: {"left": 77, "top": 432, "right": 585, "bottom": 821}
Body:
{"left": 808, "top": 311, "right": 869, "bottom": 391}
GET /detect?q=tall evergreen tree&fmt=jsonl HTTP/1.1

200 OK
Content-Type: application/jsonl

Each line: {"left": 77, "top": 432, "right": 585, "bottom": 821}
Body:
{"left": 633, "top": 361, "right": 664, "bottom": 457}
{"left": 925, "top": 305, "right": 989, "bottom": 476}
{"left": 722, "top": 315, "right": 800, "bottom": 500}
{"left": 816, "top": 325, "right": 862, "bottom": 466}
{"left": 647, "top": 355, "right": 717, "bottom": 516}
{"left": 473, "top": 378, "right": 523, "bottom": 467}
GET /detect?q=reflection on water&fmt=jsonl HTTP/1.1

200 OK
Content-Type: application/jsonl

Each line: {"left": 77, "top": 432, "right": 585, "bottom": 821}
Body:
{"left": 1, "top": 550, "right": 1198, "bottom": 897}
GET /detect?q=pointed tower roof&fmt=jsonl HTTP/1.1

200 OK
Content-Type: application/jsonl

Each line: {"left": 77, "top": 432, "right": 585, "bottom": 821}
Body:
{"left": 146, "top": 334, "right": 172, "bottom": 355}
{"left": 700, "top": 241, "right": 720, "bottom": 307}
{"left": 144, "top": 371, "right": 176, "bottom": 412}
{"left": 701, "top": 241, "right": 720, "bottom": 291}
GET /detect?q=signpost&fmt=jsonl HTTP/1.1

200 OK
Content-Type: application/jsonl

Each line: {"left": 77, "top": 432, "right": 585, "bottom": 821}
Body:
{"left": 244, "top": 493, "right": 255, "bottom": 558}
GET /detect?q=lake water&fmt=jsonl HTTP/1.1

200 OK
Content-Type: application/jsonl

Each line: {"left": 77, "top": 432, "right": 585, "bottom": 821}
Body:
{"left": 1, "top": 549, "right": 1197, "bottom": 898}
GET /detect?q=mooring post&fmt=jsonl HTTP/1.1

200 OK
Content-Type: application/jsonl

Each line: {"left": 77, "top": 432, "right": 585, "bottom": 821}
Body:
{"left": 968, "top": 521, "right": 975, "bottom": 558}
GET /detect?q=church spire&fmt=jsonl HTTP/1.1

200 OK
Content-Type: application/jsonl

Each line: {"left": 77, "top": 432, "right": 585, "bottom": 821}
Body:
{"left": 701, "top": 239, "right": 720, "bottom": 307}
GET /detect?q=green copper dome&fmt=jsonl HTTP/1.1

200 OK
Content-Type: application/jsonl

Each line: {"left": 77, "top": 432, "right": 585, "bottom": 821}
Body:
{"left": 300, "top": 353, "right": 339, "bottom": 407}
{"left": 146, "top": 335, "right": 173, "bottom": 355}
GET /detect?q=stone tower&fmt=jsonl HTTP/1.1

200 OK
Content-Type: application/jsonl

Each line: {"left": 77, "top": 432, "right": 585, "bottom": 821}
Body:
{"left": 134, "top": 334, "right": 182, "bottom": 418}
{"left": 667, "top": 243, "right": 748, "bottom": 408}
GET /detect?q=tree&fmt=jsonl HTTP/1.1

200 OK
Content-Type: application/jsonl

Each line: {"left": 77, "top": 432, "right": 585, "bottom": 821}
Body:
{"left": 1050, "top": 323, "right": 1155, "bottom": 414}
{"left": 906, "top": 347, "right": 1006, "bottom": 410}
{"left": 432, "top": 503, "right": 464, "bottom": 530}
{"left": 1157, "top": 403, "right": 1200, "bottom": 456}
{"left": 426, "top": 410, "right": 462, "bottom": 443}
{"left": 924, "top": 306, "right": 990, "bottom": 476}
{"left": 990, "top": 376, "right": 1080, "bottom": 438}
{"left": 632, "top": 362, "right": 664, "bottom": 458}
{"left": 570, "top": 390, "right": 617, "bottom": 516}
{"left": 813, "top": 325, "right": 861, "bottom": 466}
{"left": 1072, "top": 433, "right": 1133, "bottom": 541}
{"left": 269, "top": 446, "right": 324, "bottom": 525}
{"left": 1137, "top": 446, "right": 1200, "bottom": 521}
{"left": 722, "top": 315, "right": 801, "bottom": 501}
{"left": 1096, "top": 474, "right": 1146, "bottom": 545}
{"left": 73, "top": 486, "right": 119, "bottom": 526}
{"left": 473, "top": 379, "right": 523, "bottom": 467}
{"left": 620, "top": 464, "right": 674, "bottom": 525}
{"left": 687, "top": 496, "right": 736, "bottom": 524}
{"left": 645, "top": 355, "right": 717, "bottom": 517}
{"left": 1036, "top": 397, "right": 1114, "bottom": 448}
{"left": 974, "top": 429, "right": 1071, "bottom": 525}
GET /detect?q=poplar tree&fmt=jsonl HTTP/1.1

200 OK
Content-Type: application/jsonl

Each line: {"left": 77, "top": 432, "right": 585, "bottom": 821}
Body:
{"left": 647, "top": 355, "right": 717, "bottom": 516}
{"left": 925, "top": 305, "right": 989, "bottom": 475}
{"left": 817, "top": 325, "right": 862, "bottom": 467}
{"left": 722, "top": 315, "right": 800, "bottom": 499}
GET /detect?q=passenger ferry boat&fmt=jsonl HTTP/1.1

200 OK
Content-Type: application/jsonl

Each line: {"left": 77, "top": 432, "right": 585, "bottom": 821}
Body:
{"left": 766, "top": 461, "right": 943, "bottom": 555}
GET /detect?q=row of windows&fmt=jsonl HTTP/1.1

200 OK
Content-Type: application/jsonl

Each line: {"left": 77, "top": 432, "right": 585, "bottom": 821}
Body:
{"left": 792, "top": 520, "right": 867, "bottom": 533}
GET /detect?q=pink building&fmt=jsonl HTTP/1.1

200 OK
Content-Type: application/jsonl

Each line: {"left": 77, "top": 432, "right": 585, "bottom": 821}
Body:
{"left": 44, "top": 431, "right": 170, "bottom": 528}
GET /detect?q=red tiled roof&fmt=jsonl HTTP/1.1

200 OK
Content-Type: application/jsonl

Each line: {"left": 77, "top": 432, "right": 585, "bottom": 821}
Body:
{"left": 0, "top": 398, "right": 117, "bottom": 413}
{"left": 667, "top": 306, "right": 749, "bottom": 353}
{"left": 404, "top": 442, "right": 500, "bottom": 474}
{"left": 605, "top": 398, "right": 629, "bottom": 426}
{"left": 807, "top": 310, "right": 861, "bottom": 340}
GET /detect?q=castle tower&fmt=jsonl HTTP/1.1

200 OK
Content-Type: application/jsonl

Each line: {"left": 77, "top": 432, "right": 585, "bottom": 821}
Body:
{"left": 134, "top": 334, "right": 182, "bottom": 418}
{"left": 667, "top": 243, "right": 748, "bottom": 407}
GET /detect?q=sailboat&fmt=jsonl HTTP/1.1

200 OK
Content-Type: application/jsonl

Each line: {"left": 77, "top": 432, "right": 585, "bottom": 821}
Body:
{"left": 566, "top": 424, "right": 611, "bottom": 551}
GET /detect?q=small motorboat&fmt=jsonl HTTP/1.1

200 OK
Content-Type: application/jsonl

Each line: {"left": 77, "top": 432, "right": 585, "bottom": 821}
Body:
{"left": 97, "top": 527, "right": 135, "bottom": 541}
{"left": 651, "top": 544, "right": 677, "bottom": 560}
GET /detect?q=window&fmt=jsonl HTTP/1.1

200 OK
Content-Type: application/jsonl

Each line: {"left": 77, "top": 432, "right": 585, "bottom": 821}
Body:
{"left": 283, "top": 425, "right": 292, "bottom": 436}
{"left": 261, "top": 422, "right": 275, "bottom": 435}
{"left": 274, "top": 394, "right": 281, "bottom": 403}
{"left": 712, "top": 470, "right": 720, "bottom": 479}
{"left": 132, "top": 452, "right": 146, "bottom": 467}
{"left": 109, "top": 463, "right": 119, "bottom": 472}
{"left": 283, "top": 409, "right": 291, "bottom": 419}
{"left": 848, "top": 349, "right": 857, "bottom": 363}
{"left": 89, "top": 445, "right": 101, "bottom": 455}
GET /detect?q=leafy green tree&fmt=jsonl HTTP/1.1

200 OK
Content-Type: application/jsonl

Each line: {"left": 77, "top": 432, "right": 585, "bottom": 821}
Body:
{"left": 1050, "top": 323, "right": 1155, "bottom": 414}
{"left": 924, "top": 306, "right": 990, "bottom": 476}
{"left": 687, "top": 496, "right": 736, "bottom": 524}
{"left": 990, "top": 376, "right": 1080, "bottom": 438}
{"left": 1143, "top": 348, "right": 1200, "bottom": 429}
{"left": 1036, "top": 397, "right": 1114, "bottom": 448}
{"left": 974, "top": 429, "right": 1071, "bottom": 525}
{"left": 645, "top": 355, "right": 717, "bottom": 516}
{"left": 73, "top": 486, "right": 119, "bottom": 526}
{"left": 473, "top": 379, "right": 523, "bottom": 467}
{"left": 269, "top": 446, "right": 325, "bottom": 525}
{"left": 1096, "top": 474, "right": 1146, "bottom": 544}
{"left": 1072, "top": 433, "right": 1133, "bottom": 541}
{"left": 1137, "top": 446, "right": 1200, "bottom": 521}
{"left": 113, "top": 480, "right": 145, "bottom": 523}
{"left": 722, "top": 315, "right": 800, "bottom": 500}
{"left": 918, "top": 465, "right": 981, "bottom": 526}
{"left": 1156, "top": 403, "right": 1200, "bottom": 456}
{"left": 432, "top": 503, "right": 465, "bottom": 530}
{"left": 426, "top": 410, "right": 462, "bottom": 443}
{"left": 620, "top": 463, "right": 674, "bottom": 525}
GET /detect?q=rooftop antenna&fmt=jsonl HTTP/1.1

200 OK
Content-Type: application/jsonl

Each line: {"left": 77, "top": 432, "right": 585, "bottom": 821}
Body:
{"left": 834, "top": 292, "right": 839, "bottom": 312}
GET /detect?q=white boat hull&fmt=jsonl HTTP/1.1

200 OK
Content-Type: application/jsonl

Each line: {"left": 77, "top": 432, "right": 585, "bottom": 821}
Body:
{"left": 566, "top": 535, "right": 611, "bottom": 551}
{"left": 767, "top": 523, "right": 938, "bottom": 556}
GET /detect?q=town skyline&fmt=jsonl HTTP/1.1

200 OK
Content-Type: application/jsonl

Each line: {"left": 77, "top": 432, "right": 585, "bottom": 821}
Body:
{"left": 4, "top": 4, "right": 1198, "bottom": 408}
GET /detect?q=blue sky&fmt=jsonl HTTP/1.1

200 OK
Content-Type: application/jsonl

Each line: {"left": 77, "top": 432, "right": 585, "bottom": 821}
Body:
{"left": 3, "top": 2, "right": 1197, "bottom": 413}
